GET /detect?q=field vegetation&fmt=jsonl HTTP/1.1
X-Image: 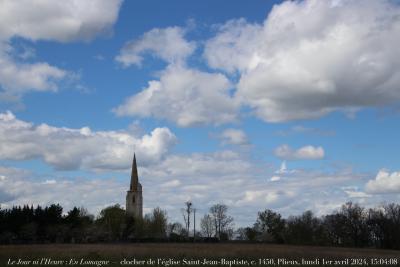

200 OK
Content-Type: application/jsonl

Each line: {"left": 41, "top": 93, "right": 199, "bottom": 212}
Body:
{"left": 0, "top": 243, "right": 399, "bottom": 267}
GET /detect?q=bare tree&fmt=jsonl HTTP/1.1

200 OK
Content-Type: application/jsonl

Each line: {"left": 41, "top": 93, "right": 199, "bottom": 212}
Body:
{"left": 98, "top": 204, "right": 126, "bottom": 241}
{"left": 149, "top": 207, "right": 168, "bottom": 238}
{"left": 339, "top": 202, "right": 368, "bottom": 247}
{"left": 200, "top": 214, "right": 213, "bottom": 238}
{"left": 209, "top": 204, "right": 234, "bottom": 239}
{"left": 181, "top": 201, "right": 192, "bottom": 236}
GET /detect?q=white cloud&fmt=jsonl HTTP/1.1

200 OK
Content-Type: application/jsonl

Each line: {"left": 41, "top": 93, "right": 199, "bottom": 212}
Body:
{"left": 0, "top": 152, "right": 257, "bottom": 224}
{"left": 274, "top": 144, "right": 325, "bottom": 160}
{"left": 342, "top": 186, "right": 371, "bottom": 198}
{"left": 0, "top": 167, "right": 125, "bottom": 215}
{"left": 275, "top": 161, "right": 288, "bottom": 174}
{"left": 344, "top": 190, "right": 371, "bottom": 198}
{"left": 366, "top": 170, "right": 400, "bottom": 194}
{"left": 42, "top": 179, "right": 57, "bottom": 185}
{"left": 0, "top": 166, "right": 31, "bottom": 202}
{"left": 160, "top": 179, "right": 181, "bottom": 188}
{"left": 116, "top": 26, "right": 195, "bottom": 67}
{"left": 204, "top": 0, "right": 400, "bottom": 122}
{"left": 0, "top": 0, "right": 123, "bottom": 42}
{"left": 1, "top": 155, "right": 393, "bottom": 227}
{"left": 219, "top": 128, "right": 248, "bottom": 146}
{"left": 271, "top": 161, "right": 295, "bottom": 181}
{"left": 270, "top": 176, "right": 281, "bottom": 182}
{"left": 141, "top": 152, "right": 375, "bottom": 225}
{"left": 0, "top": 111, "right": 177, "bottom": 171}
{"left": 114, "top": 25, "right": 241, "bottom": 127}
{"left": 142, "top": 151, "right": 252, "bottom": 179}
{"left": 0, "top": 0, "right": 122, "bottom": 98}
{"left": 0, "top": 46, "right": 66, "bottom": 95}
{"left": 113, "top": 65, "right": 239, "bottom": 127}
{"left": 205, "top": 19, "right": 262, "bottom": 74}
{"left": 276, "top": 125, "right": 336, "bottom": 137}
{"left": 238, "top": 190, "right": 295, "bottom": 208}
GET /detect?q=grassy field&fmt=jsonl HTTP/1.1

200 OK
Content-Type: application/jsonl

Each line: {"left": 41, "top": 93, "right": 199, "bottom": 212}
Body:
{"left": 0, "top": 243, "right": 399, "bottom": 267}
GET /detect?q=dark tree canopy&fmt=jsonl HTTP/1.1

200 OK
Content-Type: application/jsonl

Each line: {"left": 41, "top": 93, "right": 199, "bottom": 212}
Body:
{"left": 0, "top": 201, "right": 399, "bottom": 249}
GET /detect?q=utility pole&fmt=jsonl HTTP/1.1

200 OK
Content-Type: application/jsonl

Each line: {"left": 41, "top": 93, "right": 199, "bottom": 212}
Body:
{"left": 182, "top": 201, "right": 192, "bottom": 237}
{"left": 193, "top": 208, "right": 196, "bottom": 242}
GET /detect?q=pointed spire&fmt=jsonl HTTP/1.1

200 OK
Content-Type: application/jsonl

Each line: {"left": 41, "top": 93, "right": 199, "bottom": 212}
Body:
{"left": 130, "top": 153, "right": 139, "bottom": 191}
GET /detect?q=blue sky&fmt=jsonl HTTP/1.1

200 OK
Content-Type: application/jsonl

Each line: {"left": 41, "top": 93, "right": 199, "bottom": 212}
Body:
{"left": 0, "top": 0, "right": 400, "bottom": 227}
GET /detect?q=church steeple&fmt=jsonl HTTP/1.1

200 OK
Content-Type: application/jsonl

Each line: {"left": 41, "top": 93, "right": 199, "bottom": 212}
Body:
{"left": 126, "top": 153, "right": 143, "bottom": 218}
{"left": 130, "top": 153, "right": 139, "bottom": 191}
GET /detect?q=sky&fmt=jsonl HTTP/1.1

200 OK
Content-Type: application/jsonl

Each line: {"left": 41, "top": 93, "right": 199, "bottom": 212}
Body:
{"left": 0, "top": 0, "right": 400, "bottom": 227}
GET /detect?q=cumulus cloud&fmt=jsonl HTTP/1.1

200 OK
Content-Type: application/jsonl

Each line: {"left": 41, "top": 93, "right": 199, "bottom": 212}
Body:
{"left": 142, "top": 150, "right": 251, "bottom": 179}
{"left": 204, "top": 0, "right": 400, "bottom": 122}
{"left": 0, "top": 152, "right": 257, "bottom": 224}
{"left": 366, "top": 170, "right": 400, "bottom": 194}
{"left": 116, "top": 26, "right": 195, "bottom": 67}
{"left": 204, "top": 19, "right": 263, "bottom": 74}
{"left": 0, "top": 0, "right": 122, "bottom": 98}
{"left": 113, "top": 65, "right": 239, "bottom": 127}
{"left": 140, "top": 151, "right": 376, "bottom": 225}
{"left": 114, "top": 24, "right": 242, "bottom": 127}
{"left": 0, "top": 166, "right": 126, "bottom": 214}
{"left": 0, "top": 0, "right": 123, "bottom": 42}
{"left": 0, "top": 166, "right": 30, "bottom": 203}
{"left": 274, "top": 144, "right": 325, "bottom": 160}
{"left": 219, "top": 128, "right": 248, "bottom": 146}
{"left": 0, "top": 111, "right": 177, "bottom": 171}
{"left": 237, "top": 189, "right": 295, "bottom": 208}
{"left": 0, "top": 154, "right": 389, "bottom": 226}
{"left": 0, "top": 45, "right": 66, "bottom": 95}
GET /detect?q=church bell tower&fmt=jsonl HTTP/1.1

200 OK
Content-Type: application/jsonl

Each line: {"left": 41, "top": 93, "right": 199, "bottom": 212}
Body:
{"left": 126, "top": 153, "right": 143, "bottom": 218}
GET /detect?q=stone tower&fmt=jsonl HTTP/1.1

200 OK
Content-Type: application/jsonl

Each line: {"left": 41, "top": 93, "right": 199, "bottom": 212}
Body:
{"left": 126, "top": 153, "right": 143, "bottom": 218}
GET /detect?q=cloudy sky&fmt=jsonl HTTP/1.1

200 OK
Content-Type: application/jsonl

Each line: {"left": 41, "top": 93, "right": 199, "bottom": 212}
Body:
{"left": 0, "top": 0, "right": 400, "bottom": 227}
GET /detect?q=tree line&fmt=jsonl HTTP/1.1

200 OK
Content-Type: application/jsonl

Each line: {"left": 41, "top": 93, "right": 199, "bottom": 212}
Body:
{"left": 237, "top": 202, "right": 400, "bottom": 249}
{"left": 0, "top": 202, "right": 399, "bottom": 249}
